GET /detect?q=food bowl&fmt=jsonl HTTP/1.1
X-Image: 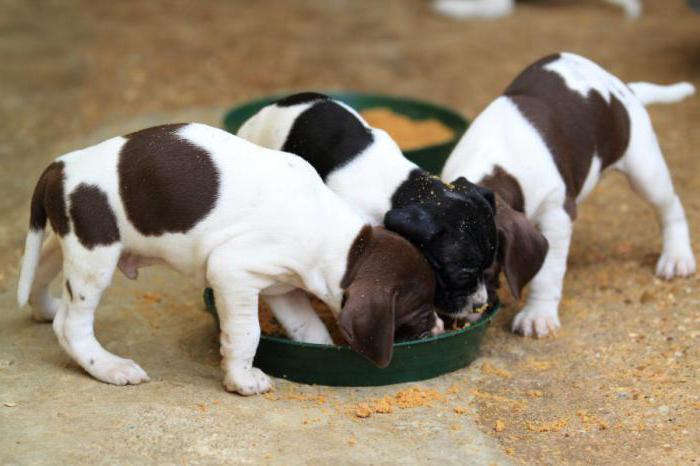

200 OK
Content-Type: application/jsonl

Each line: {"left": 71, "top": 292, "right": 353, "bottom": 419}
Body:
{"left": 222, "top": 91, "right": 469, "bottom": 174}
{"left": 206, "top": 92, "right": 492, "bottom": 387}
{"left": 203, "top": 289, "right": 499, "bottom": 387}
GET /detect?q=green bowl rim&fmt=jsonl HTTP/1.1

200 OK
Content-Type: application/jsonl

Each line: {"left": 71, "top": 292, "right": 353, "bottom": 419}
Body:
{"left": 202, "top": 288, "right": 500, "bottom": 350}
{"left": 222, "top": 90, "right": 469, "bottom": 156}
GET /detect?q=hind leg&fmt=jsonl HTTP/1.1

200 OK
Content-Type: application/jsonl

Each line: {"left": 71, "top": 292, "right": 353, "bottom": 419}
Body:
{"left": 53, "top": 239, "right": 149, "bottom": 385}
{"left": 28, "top": 233, "right": 63, "bottom": 322}
{"left": 264, "top": 290, "right": 333, "bottom": 344}
{"left": 619, "top": 114, "right": 695, "bottom": 279}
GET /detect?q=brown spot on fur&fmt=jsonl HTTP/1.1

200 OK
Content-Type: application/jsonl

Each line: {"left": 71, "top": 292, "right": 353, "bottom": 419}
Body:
{"left": 30, "top": 161, "right": 70, "bottom": 236}
{"left": 65, "top": 280, "right": 73, "bottom": 301}
{"left": 338, "top": 226, "right": 436, "bottom": 367}
{"left": 69, "top": 184, "right": 120, "bottom": 249}
{"left": 480, "top": 165, "right": 525, "bottom": 213}
{"left": 505, "top": 54, "right": 630, "bottom": 219}
{"left": 118, "top": 124, "right": 220, "bottom": 236}
{"left": 479, "top": 166, "right": 548, "bottom": 300}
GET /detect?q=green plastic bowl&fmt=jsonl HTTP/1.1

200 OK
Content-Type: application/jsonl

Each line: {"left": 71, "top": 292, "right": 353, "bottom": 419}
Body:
{"left": 204, "top": 289, "right": 499, "bottom": 387}
{"left": 207, "top": 92, "right": 491, "bottom": 387}
{"left": 222, "top": 91, "right": 469, "bottom": 174}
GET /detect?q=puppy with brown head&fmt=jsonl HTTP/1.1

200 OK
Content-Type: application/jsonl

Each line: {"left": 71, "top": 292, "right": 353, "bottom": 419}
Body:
{"left": 443, "top": 52, "right": 695, "bottom": 337}
{"left": 339, "top": 226, "right": 439, "bottom": 367}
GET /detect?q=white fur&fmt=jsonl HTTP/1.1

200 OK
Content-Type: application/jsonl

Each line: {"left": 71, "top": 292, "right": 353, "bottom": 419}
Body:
{"left": 432, "top": 0, "right": 641, "bottom": 19}
{"left": 17, "top": 123, "right": 377, "bottom": 395}
{"left": 238, "top": 104, "right": 416, "bottom": 226}
{"left": 442, "top": 53, "right": 695, "bottom": 337}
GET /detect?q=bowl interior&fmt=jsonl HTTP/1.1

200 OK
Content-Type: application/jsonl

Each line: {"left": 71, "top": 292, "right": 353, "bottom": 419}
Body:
{"left": 223, "top": 91, "right": 469, "bottom": 174}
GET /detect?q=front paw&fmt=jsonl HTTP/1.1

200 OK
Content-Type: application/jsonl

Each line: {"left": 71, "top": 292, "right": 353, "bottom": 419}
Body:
{"left": 656, "top": 249, "right": 696, "bottom": 280}
{"left": 224, "top": 366, "right": 273, "bottom": 396}
{"left": 512, "top": 305, "right": 560, "bottom": 338}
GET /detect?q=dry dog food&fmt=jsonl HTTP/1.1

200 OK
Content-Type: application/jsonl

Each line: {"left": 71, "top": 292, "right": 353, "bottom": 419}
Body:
{"left": 360, "top": 108, "right": 454, "bottom": 150}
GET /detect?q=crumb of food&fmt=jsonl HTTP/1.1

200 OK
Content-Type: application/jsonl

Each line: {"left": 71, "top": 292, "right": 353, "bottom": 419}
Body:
{"left": 348, "top": 435, "right": 357, "bottom": 446}
{"left": 473, "top": 303, "right": 488, "bottom": 314}
{"left": 351, "top": 386, "right": 445, "bottom": 418}
{"left": 481, "top": 361, "right": 512, "bottom": 379}
{"left": 495, "top": 420, "right": 506, "bottom": 432}
{"left": 454, "top": 406, "right": 469, "bottom": 414}
{"left": 196, "top": 403, "right": 208, "bottom": 413}
{"left": 527, "top": 389, "right": 544, "bottom": 398}
{"left": 142, "top": 292, "right": 162, "bottom": 303}
{"left": 447, "top": 383, "right": 461, "bottom": 394}
{"left": 354, "top": 404, "right": 373, "bottom": 418}
{"left": 450, "top": 423, "right": 462, "bottom": 431}
{"left": 526, "top": 419, "right": 568, "bottom": 432}
{"left": 360, "top": 108, "right": 455, "bottom": 151}
{"left": 3, "top": 401, "right": 17, "bottom": 407}
{"left": 505, "top": 447, "right": 515, "bottom": 456}
{"left": 469, "top": 389, "right": 527, "bottom": 412}
{"left": 450, "top": 319, "right": 471, "bottom": 331}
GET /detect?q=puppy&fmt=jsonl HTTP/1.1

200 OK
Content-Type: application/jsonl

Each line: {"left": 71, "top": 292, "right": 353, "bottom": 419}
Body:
{"left": 442, "top": 52, "right": 696, "bottom": 337}
{"left": 237, "top": 93, "right": 500, "bottom": 320}
{"left": 432, "top": 0, "right": 641, "bottom": 20}
{"left": 17, "top": 123, "right": 439, "bottom": 395}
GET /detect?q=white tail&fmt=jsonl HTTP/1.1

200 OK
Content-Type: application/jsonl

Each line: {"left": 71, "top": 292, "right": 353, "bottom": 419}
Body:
{"left": 628, "top": 81, "right": 696, "bottom": 106}
{"left": 17, "top": 229, "right": 45, "bottom": 307}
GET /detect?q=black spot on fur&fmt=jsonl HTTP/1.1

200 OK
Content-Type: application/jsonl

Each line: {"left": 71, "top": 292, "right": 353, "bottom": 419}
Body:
{"left": 505, "top": 54, "right": 631, "bottom": 219}
{"left": 90, "top": 359, "right": 95, "bottom": 365}
{"left": 30, "top": 161, "right": 70, "bottom": 236}
{"left": 69, "top": 184, "right": 120, "bottom": 249}
{"left": 79, "top": 295, "right": 85, "bottom": 301}
{"left": 281, "top": 100, "right": 374, "bottom": 180}
{"left": 118, "top": 124, "right": 220, "bottom": 236}
{"left": 65, "top": 280, "right": 73, "bottom": 301}
{"left": 276, "top": 92, "right": 329, "bottom": 107}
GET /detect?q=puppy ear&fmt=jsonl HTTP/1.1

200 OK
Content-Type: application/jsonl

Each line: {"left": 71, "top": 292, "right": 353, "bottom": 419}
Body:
{"left": 496, "top": 203, "right": 548, "bottom": 300}
{"left": 452, "top": 177, "right": 496, "bottom": 210}
{"left": 384, "top": 205, "right": 443, "bottom": 247}
{"left": 339, "top": 288, "right": 395, "bottom": 368}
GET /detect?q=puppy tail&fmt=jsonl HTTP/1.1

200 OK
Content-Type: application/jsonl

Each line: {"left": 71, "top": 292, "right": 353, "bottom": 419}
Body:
{"left": 628, "top": 81, "right": 696, "bottom": 106}
{"left": 17, "top": 173, "right": 50, "bottom": 308}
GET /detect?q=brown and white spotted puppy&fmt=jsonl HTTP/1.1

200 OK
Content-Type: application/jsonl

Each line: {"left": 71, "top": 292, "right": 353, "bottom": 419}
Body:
{"left": 443, "top": 52, "right": 696, "bottom": 337}
{"left": 17, "top": 123, "right": 439, "bottom": 395}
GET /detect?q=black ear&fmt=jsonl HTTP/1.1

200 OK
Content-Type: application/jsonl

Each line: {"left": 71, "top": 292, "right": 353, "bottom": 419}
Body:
{"left": 384, "top": 205, "right": 443, "bottom": 247}
{"left": 496, "top": 202, "right": 548, "bottom": 300}
{"left": 339, "top": 288, "right": 396, "bottom": 368}
{"left": 452, "top": 177, "right": 496, "bottom": 210}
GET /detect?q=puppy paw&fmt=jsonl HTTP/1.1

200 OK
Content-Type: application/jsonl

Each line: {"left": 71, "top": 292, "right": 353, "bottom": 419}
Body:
{"left": 656, "top": 250, "right": 696, "bottom": 280}
{"left": 295, "top": 328, "right": 334, "bottom": 345}
{"left": 224, "top": 367, "right": 273, "bottom": 396}
{"left": 90, "top": 356, "right": 150, "bottom": 385}
{"left": 29, "top": 296, "right": 60, "bottom": 322}
{"left": 512, "top": 306, "right": 560, "bottom": 338}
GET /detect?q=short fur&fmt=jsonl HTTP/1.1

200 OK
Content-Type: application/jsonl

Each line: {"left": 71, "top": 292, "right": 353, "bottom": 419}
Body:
{"left": 443, "top": 52, "right": 696, "bottom": 337}
{"left": 17, "top": 123, "right": 438, "bottom": 394}
{"left": 238, "top": 94, "right": 497, "bottom": 318}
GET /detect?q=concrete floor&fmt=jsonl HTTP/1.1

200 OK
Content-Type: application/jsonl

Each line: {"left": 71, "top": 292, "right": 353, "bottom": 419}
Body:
{"left": 1, "top": 1, "right": 699, "bottom": 464}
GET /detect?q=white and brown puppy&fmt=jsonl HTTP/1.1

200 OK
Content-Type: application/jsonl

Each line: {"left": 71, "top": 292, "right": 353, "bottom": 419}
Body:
{"left": 238, "top": 93, "right": 502, "bottom": 323}
{"left": 442, "top": 52, "right": 696, "bottom": 337}
{"left": 17, "top": 123, "right": 439, "bottom": 395}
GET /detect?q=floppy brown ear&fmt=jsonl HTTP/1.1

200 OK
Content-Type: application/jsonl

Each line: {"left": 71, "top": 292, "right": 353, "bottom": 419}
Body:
{"left": 339, "top": 288, "right": 395, "bottom": 368}
{"left": 496, "top": 202, "right": 548, "bottom": 300}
